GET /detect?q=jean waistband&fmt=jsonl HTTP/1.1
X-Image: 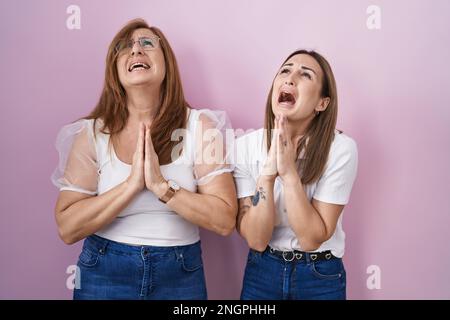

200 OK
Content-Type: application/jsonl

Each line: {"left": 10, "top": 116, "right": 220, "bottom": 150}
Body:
{"left": 84, "top": 234, "right": 201, "bottom": 256}
{"left": 265, "top": 246, "right": 338, "bottom": 263}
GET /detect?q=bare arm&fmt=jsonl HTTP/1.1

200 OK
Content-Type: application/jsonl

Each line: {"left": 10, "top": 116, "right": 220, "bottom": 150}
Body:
{"left": 235, "top": 116, "right": 281, "bottom": 251}
{"left": 143, "top": 111, "right": 238, "bottom": 237}
{"left": 54, "top": 123, "right": 146, "bottom": 245}
{"left": 276, "top": 115, "right": 344, "bottom": 251}
{"left": 54, "top": 182, "right": 140, "bottom": 245}
{"left": 284, "top": 175, "right": 343, "bottom": 251}
{"left": 156, "top": 173, "right": 238, "bottom": 236}
{"left": 236, "top": 176, "right": 276, "bottom": 252}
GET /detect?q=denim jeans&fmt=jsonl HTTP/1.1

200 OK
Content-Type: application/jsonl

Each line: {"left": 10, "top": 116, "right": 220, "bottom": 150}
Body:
{"left": 73, "top": 235, "right": 207, "bottom": 300}
{"left": 241, "top": 249, "right": 346, "bottom": 300}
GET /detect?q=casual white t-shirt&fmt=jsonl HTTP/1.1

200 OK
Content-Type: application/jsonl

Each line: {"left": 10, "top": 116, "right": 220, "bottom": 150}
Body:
{"left": 233, "top": 128, "right": 358, "bottom": 257}
{"left": 52, "top": 108, "right": 234, "bottom": 246}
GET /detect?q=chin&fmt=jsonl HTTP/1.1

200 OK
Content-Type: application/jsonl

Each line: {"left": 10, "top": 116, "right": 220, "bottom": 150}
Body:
{"left": 127, "top": 76, "right": 154, "bottom": 86}
{"left": 274, "top": 104, "right": 297, "bottom": 115}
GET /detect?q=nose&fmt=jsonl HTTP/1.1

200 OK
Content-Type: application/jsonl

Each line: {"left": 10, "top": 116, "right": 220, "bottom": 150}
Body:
{"left": 131, "top": 42, "right": 144, "bottom": 56}
{"left": 284, "top": 80, "right": 294, "bottom": 86}
{"left": 284, "top": 75, "right": 295, "bottom": 86}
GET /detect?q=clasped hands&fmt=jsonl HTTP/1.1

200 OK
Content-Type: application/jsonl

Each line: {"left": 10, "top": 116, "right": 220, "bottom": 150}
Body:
{"left": 126, "top": 123, "right": 167, "bottom": 197}
{"left": 261, "top": 115, "right": 303, "bottom": 185}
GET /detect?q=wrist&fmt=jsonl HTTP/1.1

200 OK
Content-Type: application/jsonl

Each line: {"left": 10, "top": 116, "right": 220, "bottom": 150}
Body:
{"left": 152, "top": 180, "right": 168, "bottom": 198}
{"left": 258, "top": 174, "right": 276, "bottom": 185}
{"left": 281, "top": 171, "right": 301, "bottom": 186}
{"left": 124, "top": 179, "right": 142, "bottom": 196}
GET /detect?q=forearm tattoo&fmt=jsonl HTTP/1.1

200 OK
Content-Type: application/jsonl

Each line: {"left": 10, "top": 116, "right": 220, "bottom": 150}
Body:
{"left": 251, "top": 186, "right": 266, "bottom": 206}
{"left": 236, "top": 186, "right": 267, "bottom": 233}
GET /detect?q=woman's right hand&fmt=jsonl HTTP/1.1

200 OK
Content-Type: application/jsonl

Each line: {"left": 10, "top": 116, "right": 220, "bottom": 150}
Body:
{"left": 126, "top": 123, "right": 145, "bottom": 194}
{"left": 260, "top": 115, "right": 279, "bottom": 180}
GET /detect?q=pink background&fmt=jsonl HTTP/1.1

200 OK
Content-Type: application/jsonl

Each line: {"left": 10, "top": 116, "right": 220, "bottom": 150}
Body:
{"left": 1, "top": 0, "right": 449, "bottom": 299}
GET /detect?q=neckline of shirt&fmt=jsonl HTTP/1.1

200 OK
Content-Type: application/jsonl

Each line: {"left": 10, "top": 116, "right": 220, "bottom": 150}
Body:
{"left": 109, "top": 108, "right": 195, "bottom": 168}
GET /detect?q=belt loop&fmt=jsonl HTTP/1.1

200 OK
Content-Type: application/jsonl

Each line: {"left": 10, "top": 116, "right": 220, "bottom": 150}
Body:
{"left": 305, "top": 252, "right": 311, "bottom": 264}
{"left": 173, "top": 246, "right": 182, "bottom": 260}
{"left": 99, "top": 238, "right": 109, "bottom": 255}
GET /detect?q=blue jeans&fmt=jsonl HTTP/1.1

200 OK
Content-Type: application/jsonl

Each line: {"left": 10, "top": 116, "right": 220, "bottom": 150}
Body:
{"left": 73, "top": 235, "right": 207, "bottom": 300}
{"left": 241, "top": 249, "right": 346, "bottom": 300}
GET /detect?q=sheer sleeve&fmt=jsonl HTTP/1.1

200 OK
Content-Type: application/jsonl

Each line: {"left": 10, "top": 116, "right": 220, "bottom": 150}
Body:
{"left": 192, "top": 109, "right": 235, "bottom": 186}
{"left": 232, "top": 135, "right": 257, "bottom": 198}
{"left": 51, "top": 119, "right": 99, "bottom": 195}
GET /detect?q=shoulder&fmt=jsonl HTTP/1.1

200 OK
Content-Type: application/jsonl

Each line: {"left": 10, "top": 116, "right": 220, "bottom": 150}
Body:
{"left": 55, "top": 118, "right": 106, "bottom": 150}
{"left": 58, "top": 118, "right": 94, "bottom": 133}
{"left": 330, "top": 132, "right": 357, "bottom": 156}
{"left": 56, "top": 119, "right": 95, "bottom": 143}
{"left": 53, "top": 119, "right": 99, "bottom": 162}
{"left": 327, "top": 131, "right": 358, "bottom": 168}
{"left": 236, "top": 128, "right": 265, "bottom": 148}
{"left": 235, "top": 128, "right": 265, "bottom": 165}
{"left": 189, "top": 108, "right": 230, "bottom": 130}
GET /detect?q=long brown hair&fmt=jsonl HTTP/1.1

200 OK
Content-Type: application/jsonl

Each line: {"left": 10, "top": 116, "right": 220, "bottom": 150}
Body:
{"left": 84, "top": 18, "right": 189, "bottom": 164}
{"left": 264, "top": 50, "right": 338, "bottom": 185}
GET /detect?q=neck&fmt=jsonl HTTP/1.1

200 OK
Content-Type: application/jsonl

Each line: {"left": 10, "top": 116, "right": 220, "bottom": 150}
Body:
{"left": 126, "top": 84, "right": 160, "bottom": 127}
{"left": 285, "top": 116, "right": 313, "bottom": 140}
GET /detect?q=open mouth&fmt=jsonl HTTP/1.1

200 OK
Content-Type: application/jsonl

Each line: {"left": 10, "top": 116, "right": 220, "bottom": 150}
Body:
{"left": 278, "top": 91, "right": 296, "bottom": 105}
{"left": 128, "top": 62, "right": 150, "bottom": 72}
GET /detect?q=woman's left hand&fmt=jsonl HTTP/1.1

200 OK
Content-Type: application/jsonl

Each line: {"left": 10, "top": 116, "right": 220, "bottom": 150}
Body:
{"left": 144, "top": 125, "right": 167, "bottom": 196}
{"left": 277, "top": 115, "right": 302, "bottom": 184}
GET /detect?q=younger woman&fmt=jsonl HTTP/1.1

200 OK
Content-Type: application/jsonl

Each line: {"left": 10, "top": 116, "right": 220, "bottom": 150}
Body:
{"left": 234, "top": 50, "right": 358, "bottom": 300}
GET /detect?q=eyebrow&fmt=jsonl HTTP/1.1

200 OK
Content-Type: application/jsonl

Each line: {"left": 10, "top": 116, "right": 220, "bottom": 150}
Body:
{"left": 136, "top": 35, "right": 153, "bottom": 39}
{"left": 281, "top": 63, "right": 317, "bottom": 75}
{"left": 301, "top": 65, "right": 317, "bottom": 75}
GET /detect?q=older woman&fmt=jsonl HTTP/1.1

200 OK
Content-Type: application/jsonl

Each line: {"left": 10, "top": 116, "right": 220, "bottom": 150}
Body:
{"left": 52, "top": 19, "right": 237, "bottom": 300}
{"left": 234, "top": 50, "right": 358, "bottom": 300}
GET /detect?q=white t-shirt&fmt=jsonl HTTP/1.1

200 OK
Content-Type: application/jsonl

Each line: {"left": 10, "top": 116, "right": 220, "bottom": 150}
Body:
{"left": 52, "top": 108, "right": 233, "bottom": 246}
{"left": 233, "top": 128, "right": 358, "bottom": 257}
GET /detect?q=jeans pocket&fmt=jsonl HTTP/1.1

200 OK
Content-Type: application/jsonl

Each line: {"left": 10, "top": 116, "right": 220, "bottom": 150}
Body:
{"left": 179, "top": 247, "right": 203, "bottom": 272}
{"left": 310, "top": 259, "right": 344, "bottom": 280}
{"left": 78, "top": 247, "right": 99, "bottom": 268}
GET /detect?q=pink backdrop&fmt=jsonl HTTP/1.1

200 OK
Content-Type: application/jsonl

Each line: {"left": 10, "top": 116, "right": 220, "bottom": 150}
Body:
{"left": 1, "top": 0, "right": 449, "bottom": 299}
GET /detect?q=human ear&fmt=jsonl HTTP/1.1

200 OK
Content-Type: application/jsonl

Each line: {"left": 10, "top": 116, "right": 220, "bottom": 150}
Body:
{"left": 315, "top": 97, "right": 330, "bottom": 112}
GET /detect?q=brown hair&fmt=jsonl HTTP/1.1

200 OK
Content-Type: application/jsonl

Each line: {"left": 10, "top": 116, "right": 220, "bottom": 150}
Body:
{"left": 264, "top": 50, "right": 338, "bottom": 185}
{"left": 84, "top": 18, "right": 189, "bottom": 164}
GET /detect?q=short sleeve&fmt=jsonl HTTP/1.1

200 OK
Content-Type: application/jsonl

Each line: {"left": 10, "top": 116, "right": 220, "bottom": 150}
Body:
{"left": 193, "top": 109, "right": 235, "bottom": 186}
{"left": 51, "top": 119, "right": 99, "bottom": 195}
{"left": 233, "top": 135, "right": 257, "bottom": 199}
{"left": 313, "top": 135, "right": 358, "bottom": 205}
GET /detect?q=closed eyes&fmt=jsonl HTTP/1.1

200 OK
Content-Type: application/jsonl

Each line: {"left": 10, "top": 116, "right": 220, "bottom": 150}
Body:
{"left": 301, "top": 72, "right": 312, "bottom": 80}
{"left": 278, "top": 68, "right": 312, "bottom": 80}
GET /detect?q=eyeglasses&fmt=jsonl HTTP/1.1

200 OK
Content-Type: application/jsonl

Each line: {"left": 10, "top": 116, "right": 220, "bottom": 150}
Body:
{"left": 115, "top": 36, "right": 160, "bottom": 54}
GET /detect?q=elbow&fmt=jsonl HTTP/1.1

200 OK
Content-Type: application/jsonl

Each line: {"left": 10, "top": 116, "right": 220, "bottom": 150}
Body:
{"left": 214, "top": 205, "right": 237, "bottom": 237}
{"left": 56, "top": 219, "right": 79, "bottom": 245}
{"left": 299, "top": 236, "right": 326, "bottom": 252}
{"left": 301, "top": 242, "right": 321, "bottom": 252}
{"left": 247, "top": 239, "right": 268, "bottom": 253}
{"left": 217, "top": 226, "right": 234, "bottom": 237}
{"left": 298, "top": 228, "right": 333, "bottom": 252}
{"left": 55, "top": 209, "right": 81, "bottom": 245}
{"left": 58, "top": 228, "right": 78, "bottom": 245}
{"left": 215, "top": 218, "right": 235, "bottom": 237}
